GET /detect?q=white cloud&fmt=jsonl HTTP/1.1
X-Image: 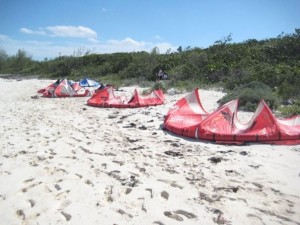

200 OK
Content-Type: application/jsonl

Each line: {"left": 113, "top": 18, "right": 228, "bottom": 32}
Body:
{"left": 20, "top": 28, "right": 46, "bottom": 35}
{"left": 108, "top": 37, "right": 145, "bottom": 47}
{"left": 46, "top": 26, "right": 97, "bottom": 39}
{"left": 0, "top": 34, "right": 178, "bottom": 60}
{"left": 98, "top": 38, "right": 177, "bottom": 54}
{"left": 0, "top": 34, "right": 9, "bottom": 41}
{"left": 20, "top": 25, "right": 98, "bottom": 43}
{"left": 88, "top": 37, "right": 99, "bottom": 43}
{"left": 26, "top": 40, "right": 54, "bottom": 45}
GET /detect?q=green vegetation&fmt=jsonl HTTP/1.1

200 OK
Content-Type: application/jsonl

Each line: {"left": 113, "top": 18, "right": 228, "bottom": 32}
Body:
{"left": 218, "top": 81, "right": 279, "bottom": 111}
{"left": 279, "top": 100, "right": 300, "bottom": 117}
{"left": 1, "top": 29, "right": 300, "bottom": 116}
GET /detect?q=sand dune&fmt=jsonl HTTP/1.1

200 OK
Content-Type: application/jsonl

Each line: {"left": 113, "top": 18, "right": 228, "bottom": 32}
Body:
{"left": 0, "top": 78, "right": 299, "bottom": 225}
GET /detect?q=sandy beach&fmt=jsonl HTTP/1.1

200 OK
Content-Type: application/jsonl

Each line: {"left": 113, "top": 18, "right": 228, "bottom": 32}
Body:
{"left": 0, "top": 78, "right": 299, "bottom": 225}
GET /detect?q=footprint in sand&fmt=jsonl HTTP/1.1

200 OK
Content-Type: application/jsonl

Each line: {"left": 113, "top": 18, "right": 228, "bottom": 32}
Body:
{"left": 164, "top": 210, "right": 197, "bottom": 221}
{"left": 85, "top": 179, "right": 94, "bottom": 187}
{"left": 246, "top": 214, "right": 264, "bottom": 225}
{"left": 213, "top": 213, "right": 229, "bottom": 224}
{"left": 125, "top": 188, "right": 132, "bottom": 194}
{"left": 161, "top": 191, "right": 169, "bottom": 200}
{"left": 28, "top": 199, "right": 36, "bottom": 207}
{"left": 146, "top": 188, "right": 153, "bottom": 198}
{"left": 117, "top": 209, "right": 133, "bottom": 218}
{"left": 104, "top": 186, "right": 113, "bottom": 202}
{"left": 174, "top": 210, "right": 197, "bottom": 219}
{"left": 153, "top": 221, "right": 165, "bottom": 225}
{"left": 55, "top": 184, "right": 62, "bottom": 190}
{"left": 164, "top": 211, "right": 183, "bottom": 221}
{"left": 16, "top": 209, "right": 25, "bottom": 220}
{"left": 61, "top": 211, "right": 72, "bottom": 221}
{"left": 22, "top": 181, "right": 42, "bottom": 193}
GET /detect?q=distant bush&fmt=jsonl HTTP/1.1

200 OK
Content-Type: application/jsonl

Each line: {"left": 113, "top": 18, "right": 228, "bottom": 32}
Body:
{"left": 151, "top": 81, "right": 168, "bottom": 92}
{"left": 98, "top": 74, "right": 122, "bottom": 89}
{"left": 218, "top": 81, "right": 279, "bottom": 111}
{"left": 171, "top": 79, "right": 216, "bottom": 92}
{"left": 224, "top": 68, "right": 253, "bottom": 90}
{"left": 142, "top": 81, "right": 168, "bottom": 95}
{"left": 169, "top": 64, "right": 193, "bottom": 81}
{"left": 279, "top": 100, "right": 300, "bottom": 117}
{"left": 121, "top": 78, "right": 139, "bottom": 87}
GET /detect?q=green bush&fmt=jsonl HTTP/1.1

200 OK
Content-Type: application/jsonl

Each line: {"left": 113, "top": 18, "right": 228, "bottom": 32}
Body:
{"left": 142, "top": 81, "right": 168, "bottom": 95}
{"left": 218, "top": 81, "right": 279, "bottom": 111}
{"left": 169, "top": 64, "right": 196, "bottom": 81}
{"left": 151, "top": 81, "right": 168, "bottom": 92}
{"left": 172, "top": 79, "right": 208, "bottom": 92}
{"left": 224, "top": 68, "right": 253, "bottom": 90}
{"left": 280, "top": 105, "right": 300, "bottom": 117}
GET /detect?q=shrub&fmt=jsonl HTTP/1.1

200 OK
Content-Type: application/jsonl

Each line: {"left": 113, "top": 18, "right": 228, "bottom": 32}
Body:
{"left": 218, "top": 81, "right": 279, "bottom": 111}
{"left": 142, "top": 81, "right": 168, "bottom": 95}
{"left": 172, "top": 79, "right": 209, "bottom": 92}
{"left": 279, "top": 99, "right": 300, "bottom": 117}
{"left": 168, "top": 64, "right": 196, "bottom": 81}
{"left": 224, "top": 68, "right": 253, "bottom": 90}
{"left": 151, "top": 81, "right": 168, "bottom": 92}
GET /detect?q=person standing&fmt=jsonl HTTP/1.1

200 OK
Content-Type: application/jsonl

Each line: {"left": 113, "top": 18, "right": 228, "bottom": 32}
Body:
{"left": 157, "top": 68, "right": 163, "bottom": 80}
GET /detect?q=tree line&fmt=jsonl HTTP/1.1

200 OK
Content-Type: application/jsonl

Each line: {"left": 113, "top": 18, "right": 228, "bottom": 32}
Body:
{"left": 0, "top": 29, "right": 299, "bottom": 115}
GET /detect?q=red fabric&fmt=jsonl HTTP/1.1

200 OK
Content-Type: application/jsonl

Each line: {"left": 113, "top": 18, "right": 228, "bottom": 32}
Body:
{"left": 72, "top": 82, "right": 82, "bottom": 91}
{"left": 164, "top": 89, "right": 300, "bottom": 145}
{"left": 87, "top": 86, "right": 164, "bottom": 108}
{"left": 39, "top": 79, "right": 90, "bottom": 98}
{"left": 37, "top": 83, "right": 56, "bottom": 94}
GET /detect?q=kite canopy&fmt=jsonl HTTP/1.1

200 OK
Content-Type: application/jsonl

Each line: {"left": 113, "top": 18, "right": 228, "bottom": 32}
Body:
{"left": 164, "top": 88, "right": 300, "bottom": 145}
{"left": 37, "top": 79, "right": 61, "bottom": 94}
{"left": 38, "top": 78, "right": 90, "bottom": 98}
{"left": 71, "top": 82, "right": 82, "bottom": 91}
{"left": 79, "top": 78, "right": 99, "bottom": 87}
{"left": 87, "top": 86, "right": 164, "bottom": 108}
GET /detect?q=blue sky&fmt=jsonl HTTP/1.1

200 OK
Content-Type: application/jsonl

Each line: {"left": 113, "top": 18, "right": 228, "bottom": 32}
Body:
{"left": 1, "top": 0, "right": 299, "bottom": 60}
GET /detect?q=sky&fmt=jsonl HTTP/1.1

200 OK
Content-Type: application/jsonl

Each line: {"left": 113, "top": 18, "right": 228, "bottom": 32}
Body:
{"left": 1, "top": 0, "right": 300, "bottom": 61}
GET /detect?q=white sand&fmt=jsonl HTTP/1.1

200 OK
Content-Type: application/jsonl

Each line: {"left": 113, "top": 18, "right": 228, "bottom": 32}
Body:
{"left": 0, "top": 78, "right": 299, "bottom": 225}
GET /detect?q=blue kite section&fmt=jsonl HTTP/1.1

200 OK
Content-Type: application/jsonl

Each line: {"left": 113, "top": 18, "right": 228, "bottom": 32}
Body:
{"left": 79, "top": 78, "right": 99, "bottom": 87}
